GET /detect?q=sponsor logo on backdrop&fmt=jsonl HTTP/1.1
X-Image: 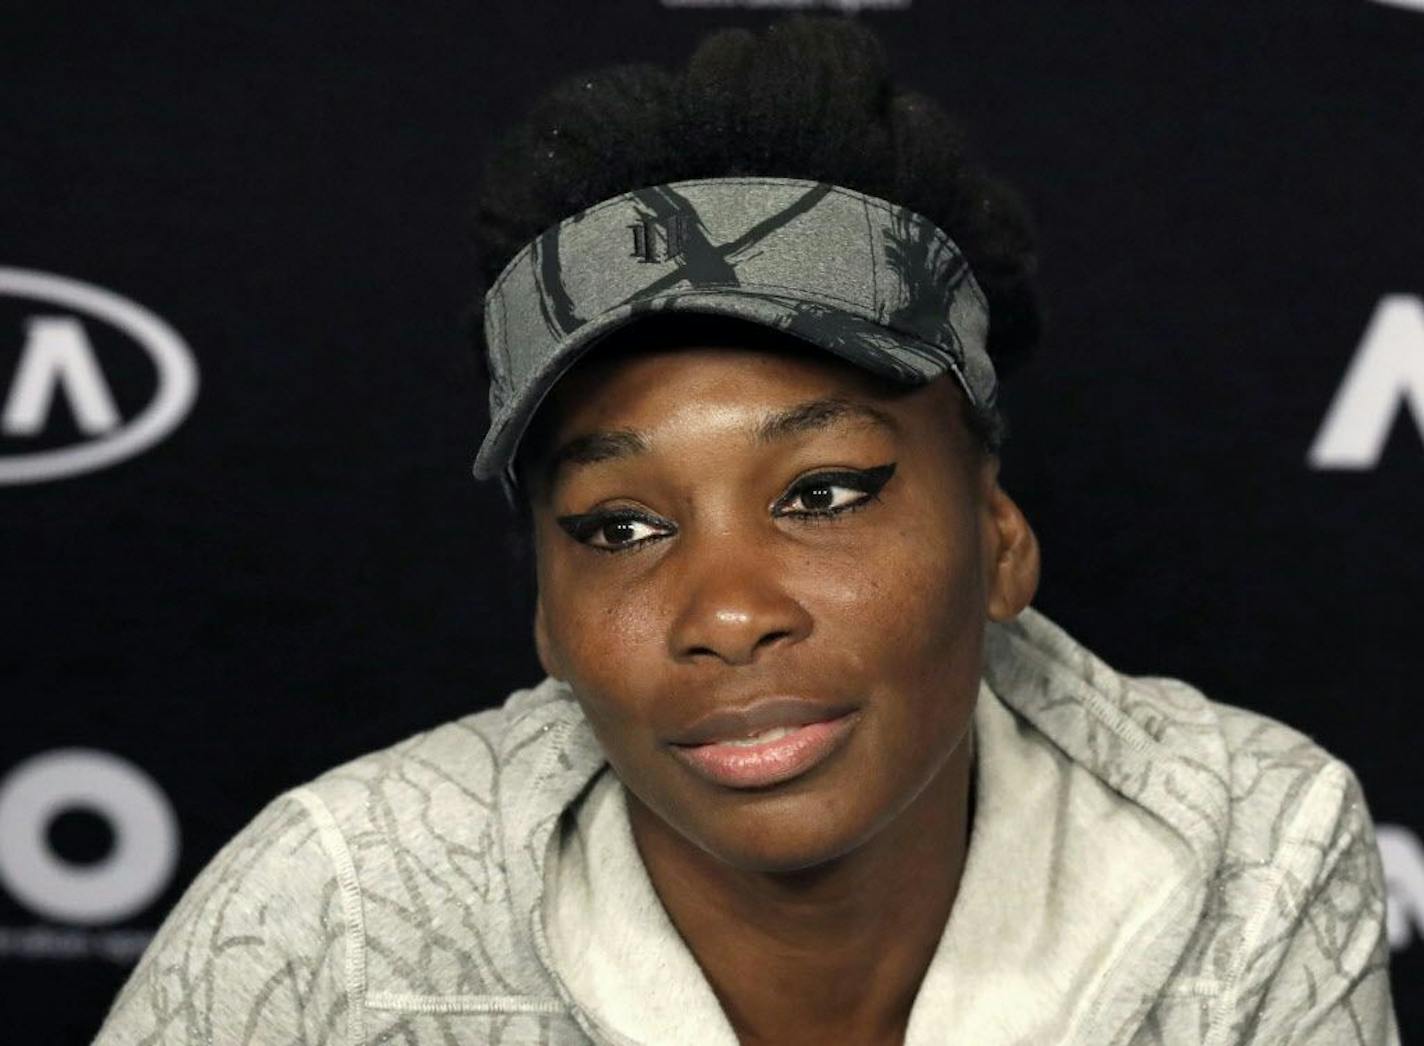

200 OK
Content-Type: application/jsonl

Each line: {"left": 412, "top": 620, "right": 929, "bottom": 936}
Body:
{"left": 1309, "top": 294, "right": 1424, "bottom": 469}
{"left": 0, "top": 267, "right": 198, "bottom": 485}
{"left": 0, "top": 749, "right": 178, "bottom": 962}
{"left": 1381, "top": 824, "right": 1424, "bottom": 952}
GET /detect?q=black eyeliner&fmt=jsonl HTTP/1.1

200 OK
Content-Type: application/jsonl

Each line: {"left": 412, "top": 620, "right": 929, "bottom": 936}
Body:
{"left": 557, "top": 508, "right": 660, "bottom": 541}
{"left": 778, "top": 462, "right": 897, "bottom": 510}
{"left": 557, "top": 462, "right": 896, "bottom": 552}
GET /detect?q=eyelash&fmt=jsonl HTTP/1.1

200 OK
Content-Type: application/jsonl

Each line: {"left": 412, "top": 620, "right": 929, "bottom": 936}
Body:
{"left": 556, "top": 463, "right": 897, "bottom": 556}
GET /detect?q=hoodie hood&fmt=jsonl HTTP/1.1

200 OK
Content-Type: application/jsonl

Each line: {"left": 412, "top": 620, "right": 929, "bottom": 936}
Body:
{"left": 97, "top": 604, "right": 1397, "bottom": 1045}
{"left": 490, "top": 606, "right": 1233, "bottom": 1043}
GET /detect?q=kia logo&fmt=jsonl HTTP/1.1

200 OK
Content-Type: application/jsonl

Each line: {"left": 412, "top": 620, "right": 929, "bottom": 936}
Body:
{"left": 0, "top": 267, "right": 198, "bottom": 485}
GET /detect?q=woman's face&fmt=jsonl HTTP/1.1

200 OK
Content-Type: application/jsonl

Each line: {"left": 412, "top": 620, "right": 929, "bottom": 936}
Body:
{"left": 525, "top": 327, "right": 1038, "bottom": 873}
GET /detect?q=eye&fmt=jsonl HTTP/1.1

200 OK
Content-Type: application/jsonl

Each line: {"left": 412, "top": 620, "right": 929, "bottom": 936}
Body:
{"left": 556, "top": 509, "right": 674, "bottom": 554}
{"left": 774, "top": 463, "right": 897, "bottom": 519}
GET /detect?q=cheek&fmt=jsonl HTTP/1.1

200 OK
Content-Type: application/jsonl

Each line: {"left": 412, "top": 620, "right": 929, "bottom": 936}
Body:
{"left": 805, "top": 510, "right": 983, "bottom": 663}
{"left": 543, "top": 568, "right": 666, "bottom": 727}
{"left": 805, "top": 513, "right": 985, "bottom": 777}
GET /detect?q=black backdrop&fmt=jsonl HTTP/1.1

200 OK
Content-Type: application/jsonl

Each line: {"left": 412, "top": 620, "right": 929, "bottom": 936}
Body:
{"left": 3, "top": 2, "right": 1421, "bottom": 1041}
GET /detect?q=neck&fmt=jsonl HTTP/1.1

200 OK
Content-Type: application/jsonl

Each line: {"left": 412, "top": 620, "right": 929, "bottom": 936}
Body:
{"left": 627, "top": 728, "right": 976, "bottom": 1045}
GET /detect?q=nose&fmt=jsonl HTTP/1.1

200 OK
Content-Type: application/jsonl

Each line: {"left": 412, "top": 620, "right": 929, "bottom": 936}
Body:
{"left": 666, "top": 539, "right": 813, "bottom": 666}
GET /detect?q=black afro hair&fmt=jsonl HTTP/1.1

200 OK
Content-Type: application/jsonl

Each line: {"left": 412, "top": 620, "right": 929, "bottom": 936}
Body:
{"left": 467, "top": 14, "right": 1042, "bottom": 510}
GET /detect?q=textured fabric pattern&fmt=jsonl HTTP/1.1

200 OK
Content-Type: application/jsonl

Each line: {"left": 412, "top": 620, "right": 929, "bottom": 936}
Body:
{"left": 472, "top": 177, "right": 994, "bottom": 486}
{"left": 545, "top": 680, "right": 1191, "bottom": 1045}
{"left": 93, "top": 606, "right": 1399, "bottom": 1044}
{"left": 94, "top": 794, "right": 350, "bottom": 1044}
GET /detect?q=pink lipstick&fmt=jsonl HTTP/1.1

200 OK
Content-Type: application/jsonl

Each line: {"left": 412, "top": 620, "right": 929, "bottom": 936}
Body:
{"left": 670, "top": 709, "right": 860, "bottom": 789}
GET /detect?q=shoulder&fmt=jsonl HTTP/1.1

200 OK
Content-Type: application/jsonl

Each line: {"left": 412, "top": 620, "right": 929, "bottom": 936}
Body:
{"left": 1201, "top": 690, "right": 1370, "bottom": 863}
{"left": 292, "top": 673, "right": 592, "bottom": 848}
{"left": 1129, "top": 672, "right": 1363, "bottom": 859}
{"left": 95, "top": 791, "right": 348, "bottom": 1044}
{"left": 1108, "top": 670, "right": 1377, "bottom": 897}
{"left": 295, "top": 673, "right": 583, "bottom": 832}
{"left": 985, "top": 606, "right": 1365, "bottom": 857}
{"left": 288, "top": 675, "right": 602, "bottom": 1004}
{"left": 1128, "top": 687, "right": 1396, "bottom": 1041}
{"left": 999, "top": 606, "right": 1378, "bottom": 881}
{"left": 987, "top": 608, "right": 1396, "bottom": 1041}
{"left": 1170, "top": 694, "right": 1393, "bottom": 1039}
{"left": 99, "top": 677, "right": 599, "bottom": 1044}
{"left": 1166, "top": 695, "right": 1395, "bottom": 1042}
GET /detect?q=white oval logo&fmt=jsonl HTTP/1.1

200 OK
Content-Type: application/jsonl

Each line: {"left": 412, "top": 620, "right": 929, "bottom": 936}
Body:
{"left": 0, "top": 749, "right": 180, "bottom": 925}
{"left": 0, "top": 267, "right": 198, "bottom": 484}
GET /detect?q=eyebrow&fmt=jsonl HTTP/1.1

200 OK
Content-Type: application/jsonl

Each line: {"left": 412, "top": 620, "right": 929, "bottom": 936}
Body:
{"left": 542, "top": 396, "right": 899, "bottom": 488}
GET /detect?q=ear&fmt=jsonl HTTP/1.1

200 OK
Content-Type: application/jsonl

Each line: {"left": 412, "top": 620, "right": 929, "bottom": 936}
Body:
{"left": 534, "top": 592, "right": 564, "bottom": 681}
{"left": 977, "top": 460, "right": 1041, "bottom": 622}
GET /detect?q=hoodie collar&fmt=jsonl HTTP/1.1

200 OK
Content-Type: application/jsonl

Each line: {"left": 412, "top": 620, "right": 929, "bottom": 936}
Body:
{"left": 502, "top": 606, "right": 1231, "bottom": 1044}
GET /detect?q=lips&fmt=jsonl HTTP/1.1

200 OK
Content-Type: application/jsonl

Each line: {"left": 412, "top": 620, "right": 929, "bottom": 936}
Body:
{"left": 669, "top": 712, "right": 860, "bottom": 789}
{"left": 668, "top": 696, "right": 860, "bottom": 746}
{"left": 666, "top": 696, "right": 861, "bottom": 789}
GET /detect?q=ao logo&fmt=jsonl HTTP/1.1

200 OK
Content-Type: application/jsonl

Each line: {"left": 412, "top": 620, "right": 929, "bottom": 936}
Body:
{"left": 1309, "top": 295, "right": 1424, "bottom": 468}
{"left": 0, "top": 267, "right": 197, "bottom": 485}
{"left": 0, "top": 750, "right": 179, "bottom": 924}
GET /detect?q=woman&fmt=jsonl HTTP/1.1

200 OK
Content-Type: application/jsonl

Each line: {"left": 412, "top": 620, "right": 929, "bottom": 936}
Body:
{"left": 97, "top": 16, "right": 1397, "bottom": 1045}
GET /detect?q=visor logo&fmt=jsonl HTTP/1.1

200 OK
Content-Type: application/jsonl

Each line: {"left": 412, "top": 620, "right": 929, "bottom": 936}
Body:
{"left": 629, "top": 214, "right": 688, "bottom": 264}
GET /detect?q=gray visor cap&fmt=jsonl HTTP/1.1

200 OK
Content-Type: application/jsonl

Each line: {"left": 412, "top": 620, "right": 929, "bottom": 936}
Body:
{"left": 473, "top": 177, "right": 996, "bottom": 487}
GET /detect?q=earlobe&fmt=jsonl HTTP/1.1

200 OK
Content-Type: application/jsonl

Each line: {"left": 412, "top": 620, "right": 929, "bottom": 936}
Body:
{"left": 982, "top": 478, "right": 1042, "bottom": 623}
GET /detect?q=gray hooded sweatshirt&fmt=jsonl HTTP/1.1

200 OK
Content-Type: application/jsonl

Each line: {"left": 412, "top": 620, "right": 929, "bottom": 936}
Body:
{"left": 95, "top": 607, "right": 1399, "bottom": 1044}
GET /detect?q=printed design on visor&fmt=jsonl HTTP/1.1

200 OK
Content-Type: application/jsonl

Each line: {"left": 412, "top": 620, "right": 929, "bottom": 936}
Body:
{"left": 475, "top": 177, "right": 995, "bottom": 484}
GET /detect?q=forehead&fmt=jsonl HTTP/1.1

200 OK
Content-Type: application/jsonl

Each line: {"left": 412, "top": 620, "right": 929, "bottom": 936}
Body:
{"left": 516, "top": 316, "right": 953, "bottom": 493}
{"left": 533, "top": 314, "right": 898, "bottom": 422}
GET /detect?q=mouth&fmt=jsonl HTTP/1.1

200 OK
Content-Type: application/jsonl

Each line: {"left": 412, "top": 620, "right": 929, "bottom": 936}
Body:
{"left": 669, "top": 709, "right": 861, "bottom": 789}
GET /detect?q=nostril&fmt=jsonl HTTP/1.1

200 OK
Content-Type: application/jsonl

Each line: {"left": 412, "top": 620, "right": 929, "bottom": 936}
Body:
{"left": 755, "top": 630, "right": 793, "bottom": 652}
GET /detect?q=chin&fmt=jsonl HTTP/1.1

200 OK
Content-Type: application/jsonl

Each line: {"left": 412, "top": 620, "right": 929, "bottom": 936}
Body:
{"left": 685, "top": 796, "right": 875, "bottom": 876}
{"left": 706, "top": 832, "right": 868, "bottom": 877}
{"left": 718, "top": 845, "right": 856, "bottom": 876}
